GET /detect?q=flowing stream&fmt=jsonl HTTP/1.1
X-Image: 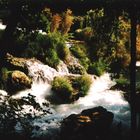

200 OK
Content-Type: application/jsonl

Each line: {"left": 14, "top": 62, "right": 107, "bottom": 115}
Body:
{"left": 0, "top": 59, "right": 131, "bottom": 139}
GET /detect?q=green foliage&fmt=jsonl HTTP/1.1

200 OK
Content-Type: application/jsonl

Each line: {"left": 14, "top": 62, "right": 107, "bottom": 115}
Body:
{"left": 52, "top": 77, "right": 73, "bottom": 101}
{"left": 0, "top": 67, "right": 11, "bottom": 89}
{"left": 0, "top": 93, "right": 50, "bottom": 139}
{"left": 73, "top": 75, "right": 92, "bottom": 97}
{"left": 75, "top": 27, "right": 93, "bottom": 41}
{"left": 57, "top": 42, "right": 70, "bottom": 60}
{"left": 88, "top": 59, "right": 108, "bottom": 76}
{"left": 22, "top": 32, "right": 70, "bottom": 68}
{"left": 45, "top": 32, "right": 67, "bottom": 48}
{"left": 1, "top": 67, "right": 9, "bottom": 82}
{"left": 42, "top": 32, "right": 70, "bottom": 68}
{"left": 45, "top": 48, "right": 60, "bottom": 69}
{"left": 51, "top": 75, "right": 92, "bottom": 103}
{"left": 70, "top": 44, "right": 90, "bottom": 70}
{"left": 115, "top": 77, "right": 129, "bottom": 86}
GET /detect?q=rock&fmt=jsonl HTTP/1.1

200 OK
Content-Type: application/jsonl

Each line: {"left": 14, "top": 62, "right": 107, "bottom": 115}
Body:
{"left": 6, "top": 70, "right": 32, "bottom": 93}
{"left": 5, "top": 53, "right": 28, "bottom": 74}
{"left": 60, "top": 106, "right": 114, "bottom": 140}
{"left": 51, "top": 75, "right": 92, "bottom": 104}
{"left": 65, "top": 54, "right": 86, "bottom": 74}
{"left": 67, "top": 64, "right": 86, "bottom": 75}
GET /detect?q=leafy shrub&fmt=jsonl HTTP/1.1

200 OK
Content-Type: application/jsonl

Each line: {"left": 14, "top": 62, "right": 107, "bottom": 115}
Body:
{"left": 0, "top": 93, "right": 50, "bottom": 139}
{"left": 88, "top": 59, "right": 108, "bottom": 76}
{"left": 73, "top": 75, "right": 92, "bottom": 97}
{"left": 52, "top": 77, "right": 73, "bottom": 102}
{"left": 0, "top": 67, "right": 11, "bottom": 90}
{"left": 70, "top": 44, "right": 90, "bottom": 70}
{"left": 45, "top": 48, "right": 60, "bottom": 69}
{"left": 44, "top": 32, "right": 70, "bottom": 64}
{"left": 22, "top": 41, "right": 43, "bottom": 58}
{"left": 45, "top": 32, "right": 67, "bottom": 49}
{"left": 115, "top": 76, "right": 130, "bottom": 91}
{"left": 51, "top": 75, "right": 92, "bottom": 103}
{"left": 57, "top": 41, "right": 70, "bottom": 60}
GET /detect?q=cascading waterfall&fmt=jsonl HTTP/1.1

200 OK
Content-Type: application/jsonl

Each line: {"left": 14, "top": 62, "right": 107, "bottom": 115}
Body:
{"left": 0, "top": 59, "right": 131, "bottom": 139}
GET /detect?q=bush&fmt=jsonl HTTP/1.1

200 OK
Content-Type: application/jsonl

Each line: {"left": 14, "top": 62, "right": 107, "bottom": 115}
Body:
{"left": 88, "top": 59, "right": 108, "bottom": 76}
{"left": 0, "top": 67, "right": 11, "bottom": 90}
{"left": 0, "top": 93, "right": 50, "bottom": 139}
{"left": 45, "top": 32, "right": 66, "bottom": 49}
{"left": 52, "top": 77, "right": 73, "bottom": 102}
{"left": 115, "top": 76, "right": 130, "bottom": 91}
{"left": 21, "top": 31, "right": 70, "bottom": 68}
{"left": 70, "top": 44, "right": 90, "bottom": 70}
{"left": 57, "top": 41, "right": 70, "bottom": 60}
{"left": 51, "top": 75, "right": 92, "bottom": 103}
{"left": 45, "top": 49, "right": 60, "bottom": 69}
{"left": 73, "top": 75, "right": 92, "bottom": 97}
{"left": 43, "top": 32, "right": 70, "bottom": 67}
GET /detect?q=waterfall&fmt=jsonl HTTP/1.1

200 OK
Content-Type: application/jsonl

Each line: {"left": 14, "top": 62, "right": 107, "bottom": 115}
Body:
{"left": 0, "top": 59, "right": 131, "bottom": 139}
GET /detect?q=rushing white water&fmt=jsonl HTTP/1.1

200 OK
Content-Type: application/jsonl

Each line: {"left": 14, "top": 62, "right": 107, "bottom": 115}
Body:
{"left": 0, "top": 59, "right": 131, "bottom": 139}
{"left": 0, "top": 22, "right": 6, "bottom": 30}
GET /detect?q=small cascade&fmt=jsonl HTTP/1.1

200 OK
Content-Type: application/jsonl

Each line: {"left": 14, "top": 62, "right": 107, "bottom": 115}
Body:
{"left": 26, "top": 59, "right": 59, "bottom": 83}
{"left": 0, "top": 59, "right": 131, "bottom": 139}
{"left": 57, "top": 60, "right": 69, "bottom": 74}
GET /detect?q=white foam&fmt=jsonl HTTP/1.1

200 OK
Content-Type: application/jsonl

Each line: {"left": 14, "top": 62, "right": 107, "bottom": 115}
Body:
{"left": 0, "top": 59, "right": 131, "bottom": 138}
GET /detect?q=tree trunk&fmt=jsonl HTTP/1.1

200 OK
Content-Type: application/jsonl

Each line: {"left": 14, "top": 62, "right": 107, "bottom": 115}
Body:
{"left": 130, "top": 7, "right": 137, "bottom": 140}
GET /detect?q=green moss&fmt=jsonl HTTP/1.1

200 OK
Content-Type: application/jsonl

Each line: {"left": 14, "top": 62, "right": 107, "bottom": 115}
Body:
{"left": 52, "top": 77, "right": 73, "bottom": 102}
{"left": 51, "top": 75, "right": 92, "bottom": 104}
{"left": 73, "top": 75, "right": 92, "bottom": 97}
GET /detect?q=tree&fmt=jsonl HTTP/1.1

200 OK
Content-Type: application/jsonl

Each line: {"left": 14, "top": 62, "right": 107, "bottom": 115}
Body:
{"left": 0, "top": 0, "right": 51, "bottom": 61}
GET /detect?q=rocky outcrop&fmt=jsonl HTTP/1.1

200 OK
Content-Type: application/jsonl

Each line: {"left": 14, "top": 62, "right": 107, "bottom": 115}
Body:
{"left": 67, "top": 64, "right": 86, "bottom": 75}
{"left": 65, "top": 54, "right": 86, "bottom": 74}
{"left": 60, "top": 106, "right": 114, "bottom": 140}
{"left": 5, "top": 53, "right": 28, "bottom": 73}
{"left": 6, "top": 70, "right": 32, "bottom": 93}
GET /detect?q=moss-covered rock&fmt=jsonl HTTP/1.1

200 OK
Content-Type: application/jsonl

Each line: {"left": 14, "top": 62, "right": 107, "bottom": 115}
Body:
{"left": 51, "top": 75, "right": 92, "bottom": 104}
{"left": 67, "top": 64, "right": 86, "bottom": 74}
{"left": 51, "top": 76, "right": 73, "bottom": 103}
{"left": 5, "top": 53, "right": 28, "bottom": 74}
{"left": 6, "top": 70, "right": 32, "bottom": 94}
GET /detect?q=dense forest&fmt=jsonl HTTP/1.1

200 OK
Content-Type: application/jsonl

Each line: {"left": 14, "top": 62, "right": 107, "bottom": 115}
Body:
{"left": 0, "top": 0, "right": 140, "bottom": 140}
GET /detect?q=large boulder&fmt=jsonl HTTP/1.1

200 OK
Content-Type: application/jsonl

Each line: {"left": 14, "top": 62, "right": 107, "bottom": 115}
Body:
{"left": 51, "top": 75, "right": 92, "bottom": 104}
{"left": 5, "top": 53, "right": 28, "bottom": 73}
{"left": 6, "top": 70, "right": 32, "bottom": 93}
{"left": 60, "top": 106, "right": 114, "bottom": 140}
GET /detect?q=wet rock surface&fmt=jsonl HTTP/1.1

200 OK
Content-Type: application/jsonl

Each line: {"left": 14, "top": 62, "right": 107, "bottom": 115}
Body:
{"left": 6, "top": 70, "right": 32, "bottom": 93}
{"left": 60, "top": 106, "right": 114, "bottom": 140}
{"left": 5, "top": 53, "right": 28, "bottom": 73}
